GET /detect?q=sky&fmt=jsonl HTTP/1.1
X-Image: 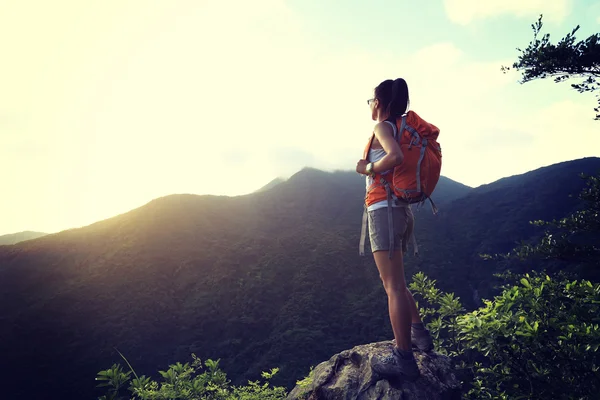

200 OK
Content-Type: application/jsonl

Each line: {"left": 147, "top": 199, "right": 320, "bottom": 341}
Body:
{"left": 1, "top": 0, "right": 599, "bottom": 235}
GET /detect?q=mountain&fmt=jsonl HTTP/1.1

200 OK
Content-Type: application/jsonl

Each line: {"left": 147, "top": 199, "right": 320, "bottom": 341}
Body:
{"left": 423, "top": 157, "right": 600, "bottom": 299}
{"left": 0, "top": 231, "right": 47, "bottom": 245}
{"left": 1, "top": 158, "right": 598, "bottom": 400}
{"left": 255, "top": 177, "right": 286, "bottom": 193}
{"left": 436, "top": 158, "right": 600, "bottom": 258}
{"left": 432, "top": 176, "right": 472, "bottom": 204}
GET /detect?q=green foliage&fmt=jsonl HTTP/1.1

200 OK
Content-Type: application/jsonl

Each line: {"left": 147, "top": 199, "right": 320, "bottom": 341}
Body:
{"left": 96, "top": 364, "right": 132, "bottom": 400}
{"left": 96, "top": 354, "right": 287, "bottom": 400}
{"left": 412, "top": 272, "right": 600, "bottom": 399}
{"left": 293, "top": 366, "right": 316, "bottom": 400}
{"left": 462, "top": 272, "right": 600, "bottom": 399}
{"left": 507, "top": 173, "right": 600, "bottom": 277}
{"left": 409, "top": 272, "right": 465, "bottom": 357}
{"left": 228, "top": 368, "right": 287, "bottom": 400}
{"left": 502, "top": 15, "right": 600, "bottom": 120}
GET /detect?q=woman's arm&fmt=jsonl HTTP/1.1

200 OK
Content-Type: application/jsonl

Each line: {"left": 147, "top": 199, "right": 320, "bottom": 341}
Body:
{"left": 370, "top": 121, "right": 404, "bottom": 173}
{"left": 356, "top": 121, "right": 404, "bottom": 175}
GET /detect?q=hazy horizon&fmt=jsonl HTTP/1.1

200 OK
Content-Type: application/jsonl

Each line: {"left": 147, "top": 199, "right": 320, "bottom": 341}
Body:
{"left": 3, "top": 156, "right": 599, "bottom": 237}
{"left": 1, "top": 0, "right": 599, "bottom": 235}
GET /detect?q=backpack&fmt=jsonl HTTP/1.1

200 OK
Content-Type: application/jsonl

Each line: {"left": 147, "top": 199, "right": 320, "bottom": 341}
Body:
{"left": 358, "top": 111, "right": 441, "bottom": 259}
{"left": 384, "top": 110, "right": 442, "bottom": 212}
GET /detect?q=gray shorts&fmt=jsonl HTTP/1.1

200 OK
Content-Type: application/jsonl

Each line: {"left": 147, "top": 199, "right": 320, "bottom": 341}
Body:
{"left": 368, "top": 206, "right": 415, "bottom": 253}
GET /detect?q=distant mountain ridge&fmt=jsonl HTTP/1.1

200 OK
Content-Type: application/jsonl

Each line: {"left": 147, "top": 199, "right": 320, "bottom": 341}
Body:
{"left": 436, "top": 157, "right": 600, "bottom": 255}
{"left": 430, "top": 175, "right": 472, "bottom": 204}
{"left": 0, "top": 157, "right": 599, "bottom": 400}
{"left": 0, "top": 230, "right": 47, "bottom": 245}
{"left": 255, "top": 177, "right": 286, "bottom": 193}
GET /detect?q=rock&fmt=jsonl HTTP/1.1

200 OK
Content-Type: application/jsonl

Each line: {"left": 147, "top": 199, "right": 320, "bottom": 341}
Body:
{"left": 287, "top": 341, "right": 461, "bottom": 400}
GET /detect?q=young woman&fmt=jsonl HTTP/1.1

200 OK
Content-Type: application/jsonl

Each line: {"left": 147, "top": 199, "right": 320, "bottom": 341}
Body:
{"left": 356, "top": 78, "right": 434, "bottom": 381}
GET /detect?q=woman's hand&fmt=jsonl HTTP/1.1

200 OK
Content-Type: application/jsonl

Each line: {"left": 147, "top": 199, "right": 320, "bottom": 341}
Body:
{"left": 356, "top": 159, "right": 369, "bottom": 175}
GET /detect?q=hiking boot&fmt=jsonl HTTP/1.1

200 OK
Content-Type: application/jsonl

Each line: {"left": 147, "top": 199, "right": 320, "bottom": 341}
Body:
{"left": 411, "top": 327, "right": 434, "bottom": 352}
{"left": 371, "top": 349, "right": 420, "bottom": 381}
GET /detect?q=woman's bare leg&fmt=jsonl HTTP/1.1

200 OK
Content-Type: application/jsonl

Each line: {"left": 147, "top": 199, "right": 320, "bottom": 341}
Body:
{"left": 406, "top": 290, "right": 422, "bottom": 324}
{"left": 373, "top": 250, "right": 412, "bottom": 351}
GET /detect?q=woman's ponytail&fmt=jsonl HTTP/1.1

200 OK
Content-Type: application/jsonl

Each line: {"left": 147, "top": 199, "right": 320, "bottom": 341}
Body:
{"left": 387, "top": 78, "right": 409, "bottom": 118}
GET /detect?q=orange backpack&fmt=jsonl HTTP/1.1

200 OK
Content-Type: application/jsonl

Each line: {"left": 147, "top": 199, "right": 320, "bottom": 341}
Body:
{"left": 364, "top": 110, "right": 442, "bottom": 212}
{"left": 390, "top": 110, "right": 442, "bottom": 210}
{"left": 359, "top": 111, "right": 441, "bottom": 259}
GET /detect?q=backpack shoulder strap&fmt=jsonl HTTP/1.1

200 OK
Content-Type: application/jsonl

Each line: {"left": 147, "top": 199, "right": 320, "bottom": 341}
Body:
{"left": 383, "top": 120, "right": 398, "bottom": 139}
{"left": 398, "top": 115, "right": 407, "bottom": 138}
{"left": 363, "top": 134, "right": 375, "bottom": 161}
{"left": 384, "top": 116, "right": 408, "bottom": 140}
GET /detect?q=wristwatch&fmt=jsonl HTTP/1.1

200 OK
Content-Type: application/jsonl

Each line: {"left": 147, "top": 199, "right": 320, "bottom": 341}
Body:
{"left": 366, "top": 162, "right": 375, "bottom": 176}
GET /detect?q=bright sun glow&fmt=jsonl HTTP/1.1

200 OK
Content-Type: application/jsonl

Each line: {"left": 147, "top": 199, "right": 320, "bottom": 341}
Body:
{"left": 1, "top": 0, "right": 598, "bottom": 235}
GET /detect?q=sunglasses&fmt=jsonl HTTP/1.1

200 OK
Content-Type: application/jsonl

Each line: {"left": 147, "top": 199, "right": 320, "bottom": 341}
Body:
{"left": 367, "top": 98, "right": 375, "bottom": 106}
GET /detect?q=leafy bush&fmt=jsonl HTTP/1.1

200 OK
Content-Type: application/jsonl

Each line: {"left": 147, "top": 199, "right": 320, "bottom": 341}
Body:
{"left": 96, "top": 354, "right": 287, "bottom": 400}
{"left": 411, "top": 271, "right": 600, "bottom": 399}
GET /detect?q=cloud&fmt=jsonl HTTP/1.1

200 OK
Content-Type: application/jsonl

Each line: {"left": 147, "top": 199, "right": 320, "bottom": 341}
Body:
{"left": 444, "top": 0, "right": 572, "bottom": 25}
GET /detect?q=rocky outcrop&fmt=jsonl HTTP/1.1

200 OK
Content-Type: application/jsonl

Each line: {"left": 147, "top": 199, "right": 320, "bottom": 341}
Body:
{"left": 287, "top": 341, "right": 461, "bottom": 400}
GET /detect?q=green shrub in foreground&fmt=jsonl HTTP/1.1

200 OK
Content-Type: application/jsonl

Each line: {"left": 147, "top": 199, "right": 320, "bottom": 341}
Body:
{"left": 411, "top": 271, "right": 600, "bottom": 400}
{"left": 96, "top": 354, "right": 287, "bottom": 400}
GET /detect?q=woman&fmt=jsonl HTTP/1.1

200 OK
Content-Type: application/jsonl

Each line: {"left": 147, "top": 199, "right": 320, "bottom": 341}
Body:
{"left": 356, "top": 78, "right": 434, "bottom": 381}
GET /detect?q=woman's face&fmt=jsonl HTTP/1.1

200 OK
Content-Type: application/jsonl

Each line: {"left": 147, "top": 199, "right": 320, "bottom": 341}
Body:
{"left": 368, "top": 95, "right": 378, "bottom": 121}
